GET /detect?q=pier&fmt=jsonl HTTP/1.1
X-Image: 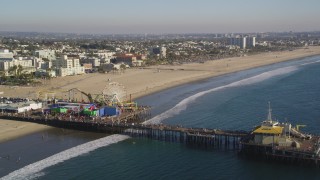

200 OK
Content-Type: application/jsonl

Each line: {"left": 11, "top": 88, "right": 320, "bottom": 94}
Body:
{"left": 1, "top": 109, "right": 320, "bottom": 167}
{"left": 123, "top": 125, "right": 247, "bottom": 150}
{"left": 0, "top": 109, "right": 248, "bottom": 150}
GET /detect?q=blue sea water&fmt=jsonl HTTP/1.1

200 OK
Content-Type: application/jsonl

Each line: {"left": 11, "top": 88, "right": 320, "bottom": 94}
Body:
{"left": 2, "top": 56, "right": 320, "bottom": 180}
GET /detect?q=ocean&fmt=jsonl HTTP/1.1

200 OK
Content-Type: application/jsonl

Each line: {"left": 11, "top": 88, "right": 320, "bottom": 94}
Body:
{"left": 1, "top": 55, "right": 320, "bottom": 179}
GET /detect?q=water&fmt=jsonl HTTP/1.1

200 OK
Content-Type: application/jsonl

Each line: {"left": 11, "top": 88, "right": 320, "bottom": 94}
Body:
{"left": 0, "top": 129, "right": 106, "bottom": 177}
{"left": 2, "top": 56, "right": 320, "bottom": 179}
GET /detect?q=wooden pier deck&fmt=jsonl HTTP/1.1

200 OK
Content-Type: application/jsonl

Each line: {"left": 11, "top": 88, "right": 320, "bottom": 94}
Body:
{"left": 2, "top": 110, "right": 320, "bottom": 167}
{"left": 0, "top": 110, "right": 249, "bottom": 150}
{"left": 123, "top": 124, "right": 248, "bottom": 149}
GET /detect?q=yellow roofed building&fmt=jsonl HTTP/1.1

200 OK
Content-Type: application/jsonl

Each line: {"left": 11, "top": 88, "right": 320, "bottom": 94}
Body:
{"left": 253, "top": 126, "right": 283, "bottom": 145}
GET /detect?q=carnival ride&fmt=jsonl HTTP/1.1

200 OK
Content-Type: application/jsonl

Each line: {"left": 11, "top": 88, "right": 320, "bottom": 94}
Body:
{"left": 102, "top": 82, "right": 127, "bottom": 106}
{"left": 35, "top": 81, "right": 137, "bottom": 111}
{"left": 65, "top": 88, "right": 104, "bottom": 104}
{"left": 65, "top": 82, "right": 134, "bottom": 107}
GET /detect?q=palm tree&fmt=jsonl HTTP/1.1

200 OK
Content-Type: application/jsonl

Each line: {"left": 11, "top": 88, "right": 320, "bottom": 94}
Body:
{"left": 0, "top": 71, "right": 7, "bottom": 84}
{"left": 45, "top": 68, "right": 52, "bottom": 79}
{"left": 17, "top": 65, "right": 23, "bottom": 77}
{"left": 8, "top": 65, "right": 18, "bottom": 77}
{"left": 120, "top": 64, "right": 126, "bottom": 73}
{"left": 112, "top": 67, "right": 117, "bottom": 74}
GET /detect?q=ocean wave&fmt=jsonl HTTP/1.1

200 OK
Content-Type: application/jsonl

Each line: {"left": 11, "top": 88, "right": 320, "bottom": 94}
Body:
{"left": 300, "top": 59, "right": 320, "bottom": 66}
{"left": 143, "top": 66, "right": 298, "bottom": 125}
{"left": 1, "top": 134, "right": 130, "bottom": 180}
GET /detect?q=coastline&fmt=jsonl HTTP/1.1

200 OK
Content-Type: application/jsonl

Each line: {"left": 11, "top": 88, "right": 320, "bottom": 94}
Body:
{"left": 0, "top": 119, "right": 52, "bottom": 143}
{"left": 2, "top": 46, "right": 320, "bottom": 102}
{"left": 130, "top": 46, "right": 320, "bottom": 99}
{"left": 0, "top": 46, "right": 320, "bottom": 143}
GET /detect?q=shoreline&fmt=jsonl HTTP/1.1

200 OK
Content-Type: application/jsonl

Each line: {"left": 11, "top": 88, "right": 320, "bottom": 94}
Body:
{"left": 0, "top": 46, "right": 320, "bottom": 143}
{"left": 0, "top": 119, "right": 52, "bottom": 143}
{"left": 130, "top": 47, "right": 320, "bottom": 100}
{"left": 1, "top": 47, "right": 320, "bottom": 102}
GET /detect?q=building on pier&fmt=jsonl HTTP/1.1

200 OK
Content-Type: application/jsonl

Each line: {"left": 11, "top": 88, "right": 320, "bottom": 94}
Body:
{"left": 240, "top": 104, "right": 320, "bottom": 166}
{"left": 0, "top": 100, "right": 42, "bottom": 113}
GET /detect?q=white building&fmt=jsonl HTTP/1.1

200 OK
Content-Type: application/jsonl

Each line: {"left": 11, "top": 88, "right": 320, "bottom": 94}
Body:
{"left": 0, "top": 101, "right": 42, "bottom": 113}
{"left": 0, "top": 61, "right": 13, "bottom": 72}
{"left": 80, "top": 57, "right": 102, "bottom": 67}
{"left": 246, "top": 37, "right": 256, "bottom": 48}
{"left": 151, "top": 47, "right": 167, "bottom": 58}
{"left": 37, "top": 60, "right": 53, "bottom": 70}
{"left": 0, "top": 49, "right": 14, "bottom": 61}
{"left": 229, "top": 37, "right": 246, "bottom": 49}
{"left": 35, "top": 69, "right": 56, "bottom": 77}
{"left": 34, "top": 50, "right": 56, "bottom": 60}
{"left": 0, "top": 50, "right": 38, "bottom": 74}
{"left": 0, "top": 57, "right": 35, "bottom": 75}
{"left": 53, "top": 55, "right": 85, "bottom": 77}
{"left": 96, "top": 51, "right": 115, "bottom": 59}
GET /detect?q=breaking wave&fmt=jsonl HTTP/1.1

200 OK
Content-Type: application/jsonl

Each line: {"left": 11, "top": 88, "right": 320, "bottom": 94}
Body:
{"left": 300, "top": 59, "right": 320, "bottom": 66}
{"left": 143, "top": 66, "right": 298, "bottom": 125}
{"left": 1, "top": 134, "right": 130, "bottom": 180}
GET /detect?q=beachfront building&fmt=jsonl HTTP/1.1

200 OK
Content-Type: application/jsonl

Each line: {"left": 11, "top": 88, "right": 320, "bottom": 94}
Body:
{"left": 0, "top": 49, "right": 13, "bottom": 72}
{"left": 95, "top": 51, "right": 116, "bottom": 60}
{"left": 0, "top": 61, "right": 14, "bottom": 72}
{"left": 0, "top": 100, "right": 42, "bottom": 113}
{"left": 0, "top": 53, "right": 36, "bottom": 75}
{"left": 80, "top": 57, "right": 102, "bottom": 67}
{"left": 229, "top": 37, "right": 246, "bottom": 49}
{"left": 229, "top": 36, "right": 256, "bottom": 49}
{"left": 13, "top": 57, "right": 36, "bottom": 74}
{"left": 113, "top": 53, "right": 146, "bottom": 67}
{"left": 246, "top": 37, "right": 256, "bottom": 48}
{"left": 150, "top": 46, "right": 167, "bottom": 58}
{"left": 35, "top": 69, "right": 56, "bottom": 77}
{"left": 0, "top": 49, "right": 14, "bottom": 60}
{"left": 82, "top": 63, "right": 93, "bottom": 72}
{"left": 34, "top": 50, "right": 56, "bottom": 61}
{"left": 52, "top": 55, "right": 85, "bottom": 77}
{"left": 36, "top": 59, "right": 53, "bottom": 70}
{"left": 114, "top": 54, "right": 136, "bottom": 66}
{"left": 0, "top": 49, "right": 15, "bottom": 73}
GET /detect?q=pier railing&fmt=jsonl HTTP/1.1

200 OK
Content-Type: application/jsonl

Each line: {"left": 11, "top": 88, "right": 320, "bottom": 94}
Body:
{"left": 2, "top": 111, "right": 320, "bottom": 166}
{"left": 0, "top": 111, "right": 249, "bottom": 150}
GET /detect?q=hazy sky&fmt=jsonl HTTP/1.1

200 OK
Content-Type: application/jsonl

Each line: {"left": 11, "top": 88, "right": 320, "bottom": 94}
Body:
{"left": 0, "top": 0, "right": 319, "bottom": 34}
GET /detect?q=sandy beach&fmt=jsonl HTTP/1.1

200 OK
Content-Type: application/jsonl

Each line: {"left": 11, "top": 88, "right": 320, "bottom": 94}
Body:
{"left": 0, "top": 46, "right": 320, "bottom": 143}
{"left": 0, "top": 119, "right": 51, "bottom": 143}
{"left": 2, "top": 46, "right": 320, "bottom": 101}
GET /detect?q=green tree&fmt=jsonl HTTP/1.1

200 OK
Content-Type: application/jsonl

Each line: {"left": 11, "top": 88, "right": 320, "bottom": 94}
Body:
{"left": 45, "top": 68, "right": 52, "bottom": 79}
{"left": 0, "top": 71, "right": 7, "bottom": 84}
{"left": 17, "top": 65, "right": 23, "bottom": 77}
{"left": 8, "top": 65, "right": 18, "bottom": 77}
{"left": 120, "top": 64, "right": 126, "bottom": 73}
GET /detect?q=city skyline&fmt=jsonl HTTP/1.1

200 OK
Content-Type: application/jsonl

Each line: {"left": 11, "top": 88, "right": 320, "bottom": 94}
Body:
{"left": 1, "top": 0, "right": 320, "bottom": 34}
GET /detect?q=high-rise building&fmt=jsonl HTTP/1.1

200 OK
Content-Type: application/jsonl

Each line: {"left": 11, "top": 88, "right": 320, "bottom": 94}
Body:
{"left": 151, "top": 46, "right": 166, "bottom": 58}
{"left": 229, "top": 36, "right": 256, "bottom": 49}
{"left": 53, "top": 55, "right": 85, "bottom": 77}
{"left": 34, "top": 50, "right": 56, "bottom": 61}
{"left": 246, "top": 37, "right": 256, "bottom": 48}
{"left": 229, "top": 37, "right": 246, "bottom": 49}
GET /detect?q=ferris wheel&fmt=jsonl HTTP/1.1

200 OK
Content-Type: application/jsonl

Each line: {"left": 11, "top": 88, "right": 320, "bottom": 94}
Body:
{"left": 102, "top": 82, "right": 127, "bottom": 105}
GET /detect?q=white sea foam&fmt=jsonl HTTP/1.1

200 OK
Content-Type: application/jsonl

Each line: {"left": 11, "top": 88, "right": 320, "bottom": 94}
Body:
{"left": 301, "top": 61, "right": 319, "bottom": 66}
{"left": 1, "top": 134, "right": 130, "bottom": 180}
{"left": 300, "top": 59, "right": 320, "bottom": 66}
{"left": 143, "top": 66, "right": 298, "bottom": 125}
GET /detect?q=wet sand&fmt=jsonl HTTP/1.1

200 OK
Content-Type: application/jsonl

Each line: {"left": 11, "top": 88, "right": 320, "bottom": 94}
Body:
{"left": 0, "top": 119, "right": 51, "bottom": 143}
